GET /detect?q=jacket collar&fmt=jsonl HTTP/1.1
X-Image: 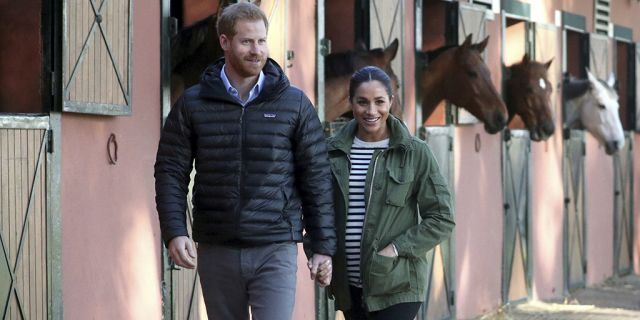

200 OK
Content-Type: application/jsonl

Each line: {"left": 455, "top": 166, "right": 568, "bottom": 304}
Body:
{"left": 198, "top": 57, "right": 290, "bottom": 104}
{"left": 328, "top": 115, "right": 413, "bottom": 154}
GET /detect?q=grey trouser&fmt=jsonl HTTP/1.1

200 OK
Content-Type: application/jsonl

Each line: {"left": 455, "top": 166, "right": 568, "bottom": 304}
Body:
{"left": 197, "top": 242, "right": 298, "bottom": 320}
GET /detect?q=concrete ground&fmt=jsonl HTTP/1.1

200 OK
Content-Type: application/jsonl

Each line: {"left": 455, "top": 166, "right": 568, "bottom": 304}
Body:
{"left": 476, "top": 275, "right": 640, "bottom": 320}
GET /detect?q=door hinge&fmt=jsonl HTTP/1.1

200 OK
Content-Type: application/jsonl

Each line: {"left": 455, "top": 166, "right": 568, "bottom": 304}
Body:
{"left": 320, "top": 38, "right": 332, "bottom": 56}
{"left": 46, "top": 129, "right": 54, "bottom": 153}
{"left": 168, "top": 17, "right": 178, "bottom": 37}
{"left": 51, "top": 71, "right": 56, "bottom": 96}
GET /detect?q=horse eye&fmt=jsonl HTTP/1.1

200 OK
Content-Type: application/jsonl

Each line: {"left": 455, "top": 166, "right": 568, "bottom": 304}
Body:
{"left": 467, "top": 70, "right": 477, "bottom": 78}
{"left": 598, "top": 104, "right": 606, "bottom": 110}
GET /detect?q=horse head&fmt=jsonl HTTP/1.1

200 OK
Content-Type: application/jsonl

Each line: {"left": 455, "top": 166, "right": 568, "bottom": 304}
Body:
{"left": 420, "top": 34, "right": 507, "bottom": 134}
{"left": 324, "top": 39, "right": 401, "bottom": 122}
{"left": 563, "top": 68, "right": 624, "bottom": 155}
{"left": 505, "top": 54, "right": 555, "bottom": 141}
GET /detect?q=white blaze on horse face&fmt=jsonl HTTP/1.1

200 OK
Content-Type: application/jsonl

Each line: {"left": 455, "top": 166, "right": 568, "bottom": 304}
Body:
{"left": 583, "top": 69, "right": 625, "bottom": 152}
{"left": 538, "top": 78, "right": 546, "bottom": 90}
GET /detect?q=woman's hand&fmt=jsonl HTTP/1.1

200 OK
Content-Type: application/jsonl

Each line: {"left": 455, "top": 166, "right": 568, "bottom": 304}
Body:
{"left": 308, "top": 254, "right": 332, "bottom": 287}
{"left": 377, "top": 243, "right": 398, "bottom": 258}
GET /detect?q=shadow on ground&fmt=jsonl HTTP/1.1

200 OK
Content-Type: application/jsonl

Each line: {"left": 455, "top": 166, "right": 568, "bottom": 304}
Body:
{"left": 476, "top": 275, "right": 640, "bottom": 320}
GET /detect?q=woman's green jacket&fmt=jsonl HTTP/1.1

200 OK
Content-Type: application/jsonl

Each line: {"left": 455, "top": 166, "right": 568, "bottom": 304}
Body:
{"left": 326, "top": 115, "right": 455, "bottom": 312}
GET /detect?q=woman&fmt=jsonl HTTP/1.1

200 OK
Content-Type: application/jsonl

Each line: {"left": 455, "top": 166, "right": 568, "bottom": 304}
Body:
{"left": 322, "top": 66, "right": 455, "bottom": 319}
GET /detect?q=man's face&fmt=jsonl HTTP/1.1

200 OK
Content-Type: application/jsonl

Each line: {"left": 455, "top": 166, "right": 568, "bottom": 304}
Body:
{"left": 220, "top": 19, "right": 268, "bottom": 78}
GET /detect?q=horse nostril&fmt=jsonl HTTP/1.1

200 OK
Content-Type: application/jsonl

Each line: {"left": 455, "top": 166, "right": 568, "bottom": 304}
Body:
{"left": 495, "top": 112, "right": 507, "bottom": 127}
{"left": 543, "top": 121, "right": 555, "bottom": 135}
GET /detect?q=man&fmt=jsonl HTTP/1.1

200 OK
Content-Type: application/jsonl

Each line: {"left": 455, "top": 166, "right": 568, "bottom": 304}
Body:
{"left": 154, "top": 3, "right": 335, "bottom": 319}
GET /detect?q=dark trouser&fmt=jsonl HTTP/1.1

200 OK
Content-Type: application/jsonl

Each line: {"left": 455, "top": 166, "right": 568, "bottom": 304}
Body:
{"left": 197, "top": 242, "right": 298, "bottom": 320}
{"left": 343, "top": 286, "right": 422, "bottom": 320}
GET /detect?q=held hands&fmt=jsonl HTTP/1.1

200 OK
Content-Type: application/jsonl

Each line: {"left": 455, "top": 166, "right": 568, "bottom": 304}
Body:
{"left": 308, "top": 253, "right": 332, "bottom": 287}
{"left": 168, "top": 236, "right": 197, "bottom": 269}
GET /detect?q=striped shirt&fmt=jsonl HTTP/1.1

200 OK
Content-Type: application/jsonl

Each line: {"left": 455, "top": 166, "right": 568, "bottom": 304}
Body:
{"left": 346, "top": 137, "right": 389, "bottom": 287}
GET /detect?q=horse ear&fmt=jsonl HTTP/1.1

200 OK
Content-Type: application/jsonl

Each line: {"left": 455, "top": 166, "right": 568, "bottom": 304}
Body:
{"left": 384, "top": 38, "right": 399, "bottom": 61}
{"left": 472, "top": 36, "right": 490, "bottom": 53}
{"left": 521, "top": 53, "right": 531, "bottom": 64}
{"left": 607, "top": 72, "right": 616, "bottom": 88}
{"left": 586, "top": 68, "right": 598, "bottom": 83}
{"left": 544, "top": 58, "right": 554, "bottom": 70}
{"left": 461, "top": 34, "right": 473, "bottom": 48}
{"left": 355, "top": 39, "right": 368, "bottom": 51}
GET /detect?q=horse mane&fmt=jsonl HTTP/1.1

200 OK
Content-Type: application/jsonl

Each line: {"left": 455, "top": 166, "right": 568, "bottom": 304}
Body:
{"left": 325, "top": 47, "right": 388, "bottom": 79}
{"left": 171, "top": 15, "right": 215, "bottom": 68}
{"left": 425, "top": 44, "right": 457, "bottom": 63}
{"left": 325, "top": 51, "right": 362, "bottom": 79}
{"left": 562, "top": 74, "right": 591, "bottom": 101}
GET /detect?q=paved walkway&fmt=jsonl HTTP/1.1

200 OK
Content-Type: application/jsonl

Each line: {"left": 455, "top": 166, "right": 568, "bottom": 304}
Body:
{"left": 476, "top": 275, "right": 640, "bottom": 319}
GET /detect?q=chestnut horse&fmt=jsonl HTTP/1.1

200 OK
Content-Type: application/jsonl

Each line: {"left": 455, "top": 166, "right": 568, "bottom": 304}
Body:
{"left": 505, "top": 53, "right": 555, "bottom": 141}
{"left": 419, "top": 34, "right": 507, "bottom": 134}
{"left": 324, "top": 39, "right": 402, "bottom": 122}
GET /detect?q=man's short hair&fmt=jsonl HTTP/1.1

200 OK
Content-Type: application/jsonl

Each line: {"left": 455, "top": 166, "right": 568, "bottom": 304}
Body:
{"left": 217, "top": 2, "right": 269, "bottom": 38}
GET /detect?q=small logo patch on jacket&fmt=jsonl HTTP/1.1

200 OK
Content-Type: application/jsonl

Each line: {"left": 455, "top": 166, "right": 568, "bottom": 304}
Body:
{"left": 263, "top": 113, "right": 277, "bottom": 118}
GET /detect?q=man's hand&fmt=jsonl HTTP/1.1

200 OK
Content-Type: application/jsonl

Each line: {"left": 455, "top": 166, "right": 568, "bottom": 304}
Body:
{"left": 168, "top": 236, "right": 197, "bottom": 269}
{"left": 307, "top": 253, "right": 332, "bottom": 287}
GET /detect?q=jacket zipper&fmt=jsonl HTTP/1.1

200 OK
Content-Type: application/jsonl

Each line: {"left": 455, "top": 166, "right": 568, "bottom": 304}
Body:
{"left": 361, "top": 150, "right": 384, "bottom": 295}
{"left": 237, "top": 106, "right": 246, "bottom": 236}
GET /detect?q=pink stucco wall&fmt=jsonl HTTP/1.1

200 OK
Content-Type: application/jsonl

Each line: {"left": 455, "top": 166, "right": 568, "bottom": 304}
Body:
{"left": 454, "top": 16, "right": 504, "bottom": 319}
{"left": 584, "top": 136, "right": 615, "bottom": 285}
{"left": 60, "top": 1, "right": 162, "bottom": 319}
{"left": 513, "top": 0, "right": 636, "bottom": 300}
{"left": 404, "top": 1, "right": 416, "bottom": 133}
{"left": 610, "top": 0, "right": 640, "bottom": 279}
{"left": 287, "top": 1, "right": 319, "bottom": 318}
{"left": 454, "top": 125, "right": 504, "bottom": 319}
{"left": 561, "top": 0, "right": 594, "bottom": 32}
{"left": 530, "top": 18, "right": 564, "bottom": 301}
{"left": 635, "top": 134, "right": 640, "bottom": 274}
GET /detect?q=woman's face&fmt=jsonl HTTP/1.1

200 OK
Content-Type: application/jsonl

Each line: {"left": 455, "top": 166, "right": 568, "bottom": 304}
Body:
{"left": 350, "top": 80, "right": 392, "bottom": 142}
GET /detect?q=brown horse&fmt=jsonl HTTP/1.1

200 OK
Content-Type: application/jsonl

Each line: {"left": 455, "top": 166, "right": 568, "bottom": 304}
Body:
{"left": 419, "top": 34, "right": 507, "bottom": 134}
{"left": 324, "top": 39, "right": 402, "bottom": 122}
{"left": 505, "top": 54, "right": 555, "bottom": 141}
{"left": 170, "top": 15, "right": 223, "bottom": 105}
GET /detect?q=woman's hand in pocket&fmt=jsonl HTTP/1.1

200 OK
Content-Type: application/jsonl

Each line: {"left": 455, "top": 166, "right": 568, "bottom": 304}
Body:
{"left": 377, "top": 243, "right": 398, "bottom": 258}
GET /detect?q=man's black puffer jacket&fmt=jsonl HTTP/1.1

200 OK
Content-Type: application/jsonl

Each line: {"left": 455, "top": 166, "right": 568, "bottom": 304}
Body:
{"left": 155, "top": 58, "right": 336, "bottom": 256}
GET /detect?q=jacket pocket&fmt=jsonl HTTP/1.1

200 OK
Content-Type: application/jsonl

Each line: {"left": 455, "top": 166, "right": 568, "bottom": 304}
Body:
{"left": 386, "top": 169, "right": 414, "bottom": 207}
{"left": 367, "top": 253, "right": 411, "bottom": 296}
{"left": 279, "top": 188, "right": 293, "bottom": 226}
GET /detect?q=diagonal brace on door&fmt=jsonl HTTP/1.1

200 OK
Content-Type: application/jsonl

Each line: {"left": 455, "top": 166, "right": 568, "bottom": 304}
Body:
{"left": 1, "top": 130, "right": 47, "bottom": 319}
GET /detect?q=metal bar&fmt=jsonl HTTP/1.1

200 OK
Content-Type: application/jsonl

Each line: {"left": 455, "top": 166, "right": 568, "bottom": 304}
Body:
{"left": 90, "top": 0, "right": 130, "bottom": 105}
{"left": 12, "top": 285, "right": 28, "bottom": 319}
{"left": 63, "top": 101, "right": 130, "bottom": 115}
{"left": 185, "top": 273, "right": 199, "bottom": 320}
{"left": 64, "top": 0, "right": 108, "bottom": 94}
{"left": 0, "top": 228, "right": 14, "bottom": 317}
{"left": 13, "top": 131, "right": 47, "bottom": 275}
{"left": 0, "top": 117, "right": 50, "bottom": 130}
{"left": 372, "top": 1, "right": 386, "bottom": 47}
{"left": 385, "top": 1, "right": 400, "bottom": 47}
{"left": 48, "top": 112, "right": 63, "bottom": 320}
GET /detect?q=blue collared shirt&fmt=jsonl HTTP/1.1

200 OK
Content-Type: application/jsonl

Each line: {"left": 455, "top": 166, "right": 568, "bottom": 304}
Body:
{"left": 220, "top": 65, "right": 265, "bottom": 107}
